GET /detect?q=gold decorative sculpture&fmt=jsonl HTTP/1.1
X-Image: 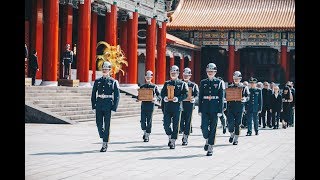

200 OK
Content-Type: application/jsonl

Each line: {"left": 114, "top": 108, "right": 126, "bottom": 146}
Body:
{"left": 96, "top": 41, "right": 128, "bottom": 75}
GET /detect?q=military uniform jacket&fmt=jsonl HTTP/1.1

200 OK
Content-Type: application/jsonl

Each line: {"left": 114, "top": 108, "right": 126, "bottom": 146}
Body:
{"left": 62, "top": 50, "right": 73, "bottom": 65}
{"left": 245, "top": 88, "right": 262, "bottom": 113}
{"left": 262, "top": 88, "right": 272, "bottom": 109}
{"left": 91, "top": 76, "right": 120, "bottom": 112}
{"left": 182, "top": 80, "right": 199, "bottom": 111}
{"left": 198, "top": 78, "right": 224, "bottom": 114}
{"left": 227, "top": 83, "right": 249, "bottom": 113}
{"left": 140, "top": 83, "right": 161, "bottom": 111}
{"left": 161, "top": 79, "right": 188, "bottom": 112}
{"left": 270, "top": 93, "right": 283, "bottom": 112}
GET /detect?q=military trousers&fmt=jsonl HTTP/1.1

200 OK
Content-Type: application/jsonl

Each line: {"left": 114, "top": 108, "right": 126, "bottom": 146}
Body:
{"left": 96, "top": 109, "right": 111, "bottom": 142}
{"left": 201, "top": 112, "right": 218, "bottom": 145}
{"left": 163, "top": 111, "right": 181, "bottom": 139}
{"left": 247, "top": 112, "right": 259, "bottom": 134}
{"left": 227, "top": 111, "right": 243, "bottom": 135}
{"left": 180, "top": 110, "right": 193, "bottom": 135}
{"left": 141, "top": 110, "right": 153, "bottom": 133}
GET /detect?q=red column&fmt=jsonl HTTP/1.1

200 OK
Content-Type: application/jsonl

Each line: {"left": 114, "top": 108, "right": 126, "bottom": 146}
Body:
{"left": 105, "top": 5, "right": 117, "bottom": 46}
{"left": 127, "top": 12, "right": 138, "bottom": 84}
{"left": 119, "top": 17, "right": 128, "bottom": 83}
{"left": 90, "top": 12, "right": 97, "bottom": 81}
{"left": 281, "top": 45, "right": 289, "bottom": 81}
{"left": 169, "top": 56, "right": 174, "bottom": 67}
{"left": 77, "top": 0, "right": 91, "bottom": 85}
{"left": 146, "top": 18, "right": 156, "bottom": 83}
{"left": 180, "top": 56, "right": 184, "bottom": 79}
{"left": 190, "top": 51, "right": 195, "bottom": 82}
{"left": 194, "top": 51, "right": 201, "bottom": 84}
{"left": 42, "top": 0, "right": 59, "bottom": 85}
{"left": 228, "top": 45, "right": 235, "bottom": 82}
{"left": 61, "top": 5, "right": 73, "bottom": 52}
{"left": 156, "top": 22, "right": 167, "bottom": 85}
{"left": 31, "top": 0, "right": 44, "bottom": 80}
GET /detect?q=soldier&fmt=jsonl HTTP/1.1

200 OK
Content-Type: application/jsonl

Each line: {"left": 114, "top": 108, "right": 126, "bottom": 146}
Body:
{"left": 137, "top": 70, "right": 161, "bottom": 142}
{"left": 257, "top": 81, "right": 263, "bottom": 127}
{"left": 91, "top": 61, "right": 120, "bottom": 152}
{"left": 261, "top": 82, "right": 272, "bottom": 128}
{"left": 161, "top": 65, "right": 188, "bottom": 149}
{"left": 61, "top": 44, "right": 74, "bottom": 79}
{"left": 227, "top": 71, "right": 249, "bottom": 145}
{"left": 180, "top": 68, "right": 199, "bottom": 145}
{"left": 198, "top": 63, "right": 224, "bottom": 156}
{"left": 245, "top": 77, "right": 262, "bottom": 136}
{"left": 216, "top": 77, "right": 227, "bottom": 134}
{"left": 241, "top": 81, "right": 249, "bottom": 128}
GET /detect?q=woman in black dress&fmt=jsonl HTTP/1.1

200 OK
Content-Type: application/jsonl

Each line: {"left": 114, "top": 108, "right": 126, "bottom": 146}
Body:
{"left": 281, "top": 86, "right": 293, "bottom": 129}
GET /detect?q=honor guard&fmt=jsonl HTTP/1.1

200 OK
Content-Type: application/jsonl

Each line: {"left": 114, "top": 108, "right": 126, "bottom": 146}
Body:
{"left": 161, "top": 65, "right": 188, "bottom": 149}
{"left": 216, "top": 77, "right": 227, "bottom": 134}
{"left": 91, "top": 61, "right": 120, "bottom": 152}
{"left": 245, "top": 77, "right": 262, "bottom": 136}
{"left": 61, "top": 44, "right": 73, "bottom": 79}
{"left": 227, "top": 71, "right": 249, "bottom": 145}
{"left": 241, "top": 81, "right": 249, "bottom": 128}
{"left": 198, "top": 63, "right": 224, "bottom": 156}
{"left": 180, "top": 68, "right": 199, "bottom": 146}
{"left": 137, "top": 70, "right": 161, "bottom": 142}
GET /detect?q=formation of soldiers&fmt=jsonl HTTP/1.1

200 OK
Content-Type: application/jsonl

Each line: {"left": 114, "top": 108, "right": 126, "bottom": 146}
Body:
{"left": 91, "top": 61, "right": 295, "bottom": 156}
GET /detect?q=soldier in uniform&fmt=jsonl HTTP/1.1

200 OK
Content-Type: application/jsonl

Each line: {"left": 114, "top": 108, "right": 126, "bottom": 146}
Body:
{"left": 91, "top": 61, "right": 120, "bottom": 152}
{"left": 61, "top": 44, "right": 74, "bottom": 79}
{"left": 241, "top": 81, "right": 249, "bottom": 128}
{"left": 180, "top": 68, "right": 199, "bottom": 145}
{"left": 137, "top": 70, "right": 161, "bottom": 142}
{"left": 198, "top": 63, "right": 224, "bottom": 156}
{"left": 161, "top": 65, "right": 188, "bottom": 149}
{"left": 245, "top": 77, "right": 262, "bottom": 136}
{"left": 216, "top": 77, "right": 227, "bottom": 134}
{"left": 227, "top": 71, "right": 249, "bottom": 145}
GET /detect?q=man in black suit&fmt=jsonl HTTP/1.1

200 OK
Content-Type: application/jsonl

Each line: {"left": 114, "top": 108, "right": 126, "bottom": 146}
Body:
{"left": 28, "top": 50, "right": 39, "bottom": 86}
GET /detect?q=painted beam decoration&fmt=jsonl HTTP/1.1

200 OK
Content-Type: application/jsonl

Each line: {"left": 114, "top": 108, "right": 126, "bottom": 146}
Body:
{"left": 167, "top": 45, "right": 192, "bottom": 59}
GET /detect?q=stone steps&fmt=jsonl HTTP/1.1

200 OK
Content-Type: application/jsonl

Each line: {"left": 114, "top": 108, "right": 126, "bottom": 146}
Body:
{"left": 25, "top": 95, "right": 134, "bottom": 101}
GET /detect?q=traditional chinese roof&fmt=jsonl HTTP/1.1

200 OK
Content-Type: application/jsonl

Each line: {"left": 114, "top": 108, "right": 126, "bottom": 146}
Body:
{"left": 166, "top": 33, "right": 201, "bottom": 50}
{"left": 167, "top": 0, "right": 295, "bottom": 31}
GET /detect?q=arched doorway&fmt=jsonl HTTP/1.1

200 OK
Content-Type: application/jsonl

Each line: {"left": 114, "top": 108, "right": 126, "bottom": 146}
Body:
{"left": 201, "top": 46, "right": 228, "bottom": 80}
{"left": 239, "top": 47, "right": 282, "bottom": 83}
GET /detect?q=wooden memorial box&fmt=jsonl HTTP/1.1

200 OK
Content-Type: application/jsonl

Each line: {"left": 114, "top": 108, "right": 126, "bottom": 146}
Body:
{"left": 167, "top": 85, "right": 175, "bottom": 101}
{"left": 226, "top": 87, "right": 243, "bottom": 101}
{"left": 184, "top": 87, "right": 193, "bottom": 101}
{"left": 138, "top": 88, "right": 154, "bottom": 101}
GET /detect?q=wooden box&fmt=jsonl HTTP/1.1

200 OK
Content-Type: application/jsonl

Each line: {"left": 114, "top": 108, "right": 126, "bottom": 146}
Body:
{"left": 58, "top": 79, "right": 79, "bottom": 87}
{"left": 138, "top": 88, "right": 154, "bottom": 101}
{"left": 184, "top": 87, "right": 193, "bottom": 101}
{"left": 226, "top": 87, "right": 243, "bottom": 101}
{"left": 25, "top": 78, "right": 32, "bottom": 86}
{"left": 167, "top": 85, "right": 175, "bottom": 101}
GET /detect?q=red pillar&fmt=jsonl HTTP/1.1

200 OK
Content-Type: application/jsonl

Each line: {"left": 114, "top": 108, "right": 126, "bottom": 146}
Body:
{"left": 281, "top": 45, "right": 288, "bottom": 81}
{"left": 61, "top": 5, "right": 73, "bottom": 52}
{"left": 156, "top": 22, "right": 167, "bottom": 85}
{"left": 31, "top": 0, "right": 44, "bottom": 80}
{"left": 190, "top": 51, "right": 195, "bottom": 82}
{"left": 42, "top": 0, "right": 59, "bottom": 85}
{"left": 194, "top": 51, "right": 202, "bottom": 84}
{"left": 169, "top": 56, "right": 174, "bottom": 67}
{"left": 127, "top": 12, "right": 138, "bottom": 84}
{"left": 77, "top": 0, "right": 91, "bottom": 85}
{"left": 119, "top": 18, "right": 128, "bottom": 83}
{"left": 228, "top": 45, "right": 235, "bottom": 82}
{"left": 180, "top": 56, "right": 184, "bottom": 79}
{"left": 146, "top": 18, "right": 156, "bottom": 83}
{"left": 90, "top": 12, "right": 97, "bottom": 81}
{"left": 105, "top": 5, "right": 117, "bottom": 46}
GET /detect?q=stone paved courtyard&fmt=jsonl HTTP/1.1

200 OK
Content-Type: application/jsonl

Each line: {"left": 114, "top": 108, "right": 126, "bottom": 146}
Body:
{"left": 26, "top": 109, "right": 295, "bottom": 180}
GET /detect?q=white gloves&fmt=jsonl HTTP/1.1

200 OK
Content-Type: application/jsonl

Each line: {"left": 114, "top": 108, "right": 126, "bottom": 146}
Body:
{"left": 217, "top": 113, "right": 222, "bottom": 117}
{"left": 164, "top": 96, "right": 169, "bottom": 102}
{"left": 173, "top": 97, "right": 178, "bottom": 102}
{"left": 190, "top": 97, "right": 195, "bottom": 103}
{"left": 241, "top": 97, "right": 247, "bottom": 102}
{"left": 198, "top": 112, "right": 202, "bottom": 116}
{"left": 92, "top": 109, "right": 96, "bottom": 114}
{"left": 152, "top": 97, "right": 157, "bottom": 102}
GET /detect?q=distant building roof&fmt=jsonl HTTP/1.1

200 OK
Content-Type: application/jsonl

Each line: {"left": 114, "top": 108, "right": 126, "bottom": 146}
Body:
{"left": 166, "top": 33, "right": 201, "bottom": 50}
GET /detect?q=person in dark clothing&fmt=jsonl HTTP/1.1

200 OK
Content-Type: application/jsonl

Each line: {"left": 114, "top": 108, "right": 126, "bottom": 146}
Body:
{"left": 281, "top": 86, "right": 293, "bottom": 129}
{"left": 28, "top": 50, "right": 39, "bottom": 86}
{"left": 25, "top": 43, "right": 28, "bottom": 61}
{"left": 270, "top": 86, "right": 283, "bottom": 129}
{"left": 287, "top": 81, "right": 295, "bottom": 127}
{"left": 260, "top": 82, "right": 272, "bottom": 128}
